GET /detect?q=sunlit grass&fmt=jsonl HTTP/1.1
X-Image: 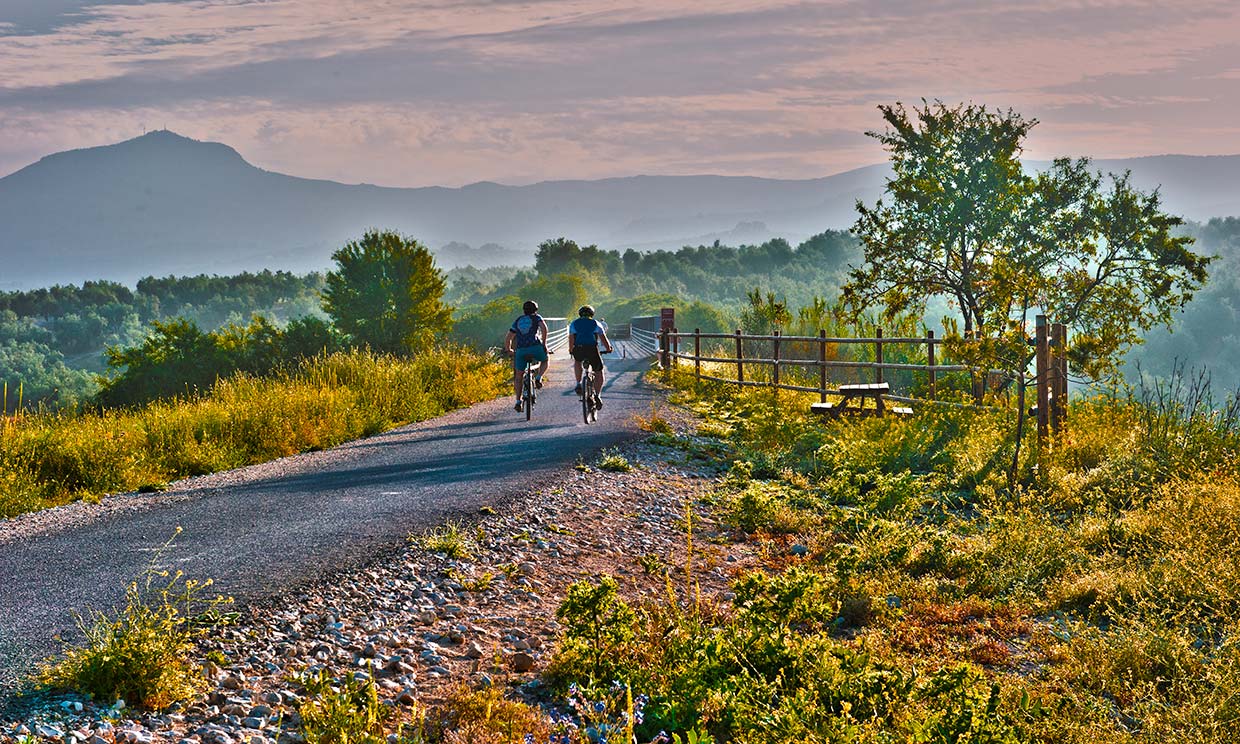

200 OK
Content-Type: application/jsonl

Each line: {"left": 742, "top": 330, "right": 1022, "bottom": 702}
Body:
{"left": 536, "top": 365, "right": 1240, "bottom": 742}
{"left": 0, "top": 347, "right": 506, "bottom": 518}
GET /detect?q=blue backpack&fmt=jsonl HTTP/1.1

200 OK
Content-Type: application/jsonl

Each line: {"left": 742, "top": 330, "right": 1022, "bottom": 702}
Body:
{"left": 511, "top": 313, "right": 543, "bottom": 348}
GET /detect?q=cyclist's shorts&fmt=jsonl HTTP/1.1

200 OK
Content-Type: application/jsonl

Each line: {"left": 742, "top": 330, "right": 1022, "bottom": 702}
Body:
{"left": 513, "top": 344, "right": 548, "bottom": 370}
{"left": 572, "top": 345, "right": 604, "bottom": 372}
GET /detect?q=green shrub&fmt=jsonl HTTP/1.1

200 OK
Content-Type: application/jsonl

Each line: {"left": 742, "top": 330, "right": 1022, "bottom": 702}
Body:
{"left": 39, "top": 540, "right": 230, "bottom": 709}
{"left": 597, "top": 449, "right": 633, "bottom": 472}
{"left": 547, "top": 576, "right": 636, "bottom": 687}
{"left": 299, "top": 669, "right": 390, "bottom": 744}
{"left": 421, "top": 522, "right": 475, "bottom": 560}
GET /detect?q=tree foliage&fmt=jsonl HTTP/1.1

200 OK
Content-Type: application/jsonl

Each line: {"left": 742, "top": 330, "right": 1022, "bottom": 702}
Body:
{"left": 844, "top": 100, "right": 1210, "bottom": 380}
{"left": 98, "top": 315, "right": 345, "bottom": 406}
{"left": 323, "top": 230, "right": 452, "bottom": 355}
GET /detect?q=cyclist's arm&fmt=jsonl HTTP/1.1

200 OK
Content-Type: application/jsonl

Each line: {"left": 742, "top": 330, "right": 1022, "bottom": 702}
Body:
{"left": 568, "top": 323, "right": 576, "bottom": 353}
{"left": 538, "top": 319, "right": 549, "bottom": 345}
{"left": 598, "top": 330, "right": 614, "bottom": 354}
{"left": 503, "top": 329, "right": 516, "bottom": 354}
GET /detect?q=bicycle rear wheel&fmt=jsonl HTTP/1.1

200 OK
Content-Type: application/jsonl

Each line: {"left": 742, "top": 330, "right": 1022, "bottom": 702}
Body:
{"left": 524, "top": 365, "right": 533, "bottom": 421}
{"left": 581, "top": 371, "right": 591, "bottom": 424}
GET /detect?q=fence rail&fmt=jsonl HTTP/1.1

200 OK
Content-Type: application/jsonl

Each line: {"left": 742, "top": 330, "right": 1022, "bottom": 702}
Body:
{"left": 623, "top": 311, "right": 1069, "bottom": 438}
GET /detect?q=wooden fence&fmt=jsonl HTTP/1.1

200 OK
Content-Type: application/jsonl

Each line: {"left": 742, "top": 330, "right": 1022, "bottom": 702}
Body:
{"left": 638, "top": 315, "right": 1070, "bottom": 438}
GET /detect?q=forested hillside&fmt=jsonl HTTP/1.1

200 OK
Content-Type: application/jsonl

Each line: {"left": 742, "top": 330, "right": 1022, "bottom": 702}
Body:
{"left": 1131, "top": 217, "right": 1240, "bottom": 381}
{"left": 449, "top": 231, "right": 860, "bottom": 346}
{"left": 0, "top": 271, "right": 325, "bottom": 408}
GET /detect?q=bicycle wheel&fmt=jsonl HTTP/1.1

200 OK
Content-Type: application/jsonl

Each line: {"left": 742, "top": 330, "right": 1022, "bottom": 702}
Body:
{"left": 524, "top": 365, "right": 533, "bottom": 421}
{"left": 581, "top": 371, "right": 591, "bottom": 424}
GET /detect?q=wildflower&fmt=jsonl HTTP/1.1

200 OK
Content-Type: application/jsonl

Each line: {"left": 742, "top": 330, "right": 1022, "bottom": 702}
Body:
{"left": 594, "top": 700, "right": 607, "bottom": 714}
{"left": 525, "top": 735, "right": 535, "bottom": 744}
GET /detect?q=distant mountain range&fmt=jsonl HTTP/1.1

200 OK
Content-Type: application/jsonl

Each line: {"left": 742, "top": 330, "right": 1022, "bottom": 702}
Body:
{"left": 1, "top": 130, "right": 1238, "bottom": 289}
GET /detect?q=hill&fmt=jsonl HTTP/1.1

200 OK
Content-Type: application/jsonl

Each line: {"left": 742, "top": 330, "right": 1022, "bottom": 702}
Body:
{"left": 1, "top": 131, "right": 1238, "bottom": 288}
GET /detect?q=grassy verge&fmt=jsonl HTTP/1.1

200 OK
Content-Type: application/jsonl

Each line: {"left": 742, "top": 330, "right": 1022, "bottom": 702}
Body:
{"left": 534, "top": 368, "right": 1240, "bottom": 742}
{"left": 0, "top": 347, "right": 506, "bottom": 518}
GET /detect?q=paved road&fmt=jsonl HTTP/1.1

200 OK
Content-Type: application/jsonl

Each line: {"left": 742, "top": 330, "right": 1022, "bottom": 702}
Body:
{"left": 0, "top": 348, "right": 657, "bottom": 693}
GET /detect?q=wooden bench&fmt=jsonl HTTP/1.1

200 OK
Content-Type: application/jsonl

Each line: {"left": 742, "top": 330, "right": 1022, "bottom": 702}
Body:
{"left": 811, "top": 383, "right": 911, "bottom": 418}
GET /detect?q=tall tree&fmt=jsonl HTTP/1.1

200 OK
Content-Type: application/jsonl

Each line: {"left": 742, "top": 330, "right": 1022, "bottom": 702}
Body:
{"left": 844, "top": 100, "right": 1210, "bottom": 381}
{"left": 322, "top": 230, "right": 453, "bottom": 354}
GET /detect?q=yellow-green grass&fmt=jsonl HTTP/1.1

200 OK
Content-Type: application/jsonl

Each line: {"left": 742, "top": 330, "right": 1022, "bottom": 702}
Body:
{"left": 544, "top": 367, "right": 1240, "bottom": 742}
{"left": 0, "top": 347, "right": 505, "bottom": 518}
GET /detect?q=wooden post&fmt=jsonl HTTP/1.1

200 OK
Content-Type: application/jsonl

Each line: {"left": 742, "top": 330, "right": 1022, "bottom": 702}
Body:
{"left": 660, "top": 327, "right": 670, "bottom": 372}
{"left": 1052, "top": 322, "right": 1068, "bottom": 434}
{"left": 672, "top": 327, "right": 679, "bottom": 369}
{"left": 735, "top": 329, "right": 744, "bottom": 384}
{"left": 926, "top": 330, "right": 936, "bottom": 401}
{"left": 772, "top": 330, "right": 781, "bottom": 390}
{"left": 1035, "top": 315, "right": 1050, "bottom": 444}
{"left": 818, "top": 329, "right": 828, "bottom": 403}
{"left": 875, "top": 327, "right": 884, "bottom": 385}
{"left": 694, "top": 328, "right": 701, "bottom": 384}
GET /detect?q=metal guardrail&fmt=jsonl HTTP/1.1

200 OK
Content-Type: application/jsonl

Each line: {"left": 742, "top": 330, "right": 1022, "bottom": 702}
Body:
{"left": 543, "top": 317, "right": 570, "bottom": 353}
{"left": 629, "top": 326, "right": 660, "bottom": 357}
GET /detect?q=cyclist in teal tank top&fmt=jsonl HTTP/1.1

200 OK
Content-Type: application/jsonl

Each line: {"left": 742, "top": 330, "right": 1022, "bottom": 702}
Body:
{"left": 504, "top": 300, "right": 549, "bottom": 412}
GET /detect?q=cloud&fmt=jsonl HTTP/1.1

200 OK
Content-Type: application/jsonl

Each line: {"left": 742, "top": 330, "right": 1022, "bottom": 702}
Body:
{"left": 2, "top": 0, "right": 1240, "bottom": 184}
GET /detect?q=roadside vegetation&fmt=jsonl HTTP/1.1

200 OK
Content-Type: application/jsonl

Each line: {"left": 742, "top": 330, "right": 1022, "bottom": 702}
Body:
{"left": 38, "top": 530, "right": 232, "bottom": 709}
{"left": 0, "top": 348, "right": 504, "bottom": 518}
{"left": 533, "top": 363, "right": 1240, "bottom": 742}
{"left": 0, "top": 229, "right": 506, "bottom": 519}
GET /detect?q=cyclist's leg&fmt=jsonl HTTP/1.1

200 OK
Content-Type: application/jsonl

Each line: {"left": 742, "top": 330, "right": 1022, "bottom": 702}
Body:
{"left": 535, "top": 346, "right": 549, "bottom": 386}
{"left": 512, "top": 349, "right": 527, "bottom": 401}
{"left": 591, "top": 349, "right": 605, "bottom": 397}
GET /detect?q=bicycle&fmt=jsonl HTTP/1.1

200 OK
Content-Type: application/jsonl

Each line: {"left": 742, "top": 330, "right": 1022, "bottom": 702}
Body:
{"left": 579, "top": 362, "right": 597, "bottom": 424}
{"left": 577, "top": 348, "right": 611, "bottom": 424}
{"left": 521, "top": 357, "right": 537, "bottom": 421}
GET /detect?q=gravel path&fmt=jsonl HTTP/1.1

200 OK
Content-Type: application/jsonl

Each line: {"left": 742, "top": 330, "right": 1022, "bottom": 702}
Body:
{"left": 0, "top": 350, "right": 658, "bottom": 696}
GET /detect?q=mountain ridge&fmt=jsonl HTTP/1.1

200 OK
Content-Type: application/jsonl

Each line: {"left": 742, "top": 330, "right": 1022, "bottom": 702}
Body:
{"left": 2, "top": 131, "right": 1238, "bottom": 289}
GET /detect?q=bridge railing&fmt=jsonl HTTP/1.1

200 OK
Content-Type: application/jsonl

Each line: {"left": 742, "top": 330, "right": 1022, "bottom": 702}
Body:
{"left": 545, "top": 317, "right": 570, "bottom": 353}
{"left": 628, "top": 315, "right": 661, "bottom": 358}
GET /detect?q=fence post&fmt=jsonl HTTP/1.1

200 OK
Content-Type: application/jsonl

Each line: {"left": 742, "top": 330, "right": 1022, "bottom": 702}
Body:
{"left": 1035, "top": 315, "right": 1050, "bottom": 445}
{"left": 1052, "top": 322, "right": 1068, "bottom": 434}
{"left": 875, "top": 327, "right": 884, "bottom": 385}
{"left": 694, "top": 328, "right": 701, "bottom": 384}
{"left": 818, "top": 329, "right": 827, "bottom": 403}
{"left": 735, "top": 329, "right": 744, "bottom": 384}
{"left": 772, "top": 330, "right": 781, "bottom": 390}
{"left": 926, "top": 330, "right": 936, "bottom": 401}
{"left": 660, "top": 327, "right": 670, "bottom": 374}
{"left": 672, "top": 327, "right": 679, "bottom": 369}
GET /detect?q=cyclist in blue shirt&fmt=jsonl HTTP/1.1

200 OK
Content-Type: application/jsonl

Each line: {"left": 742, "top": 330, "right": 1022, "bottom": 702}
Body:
{"left": 569, "top": 305, "right": 614, "bottom": 409}
{"left": 504, "top": 300, "right": 549, "bottom": 412}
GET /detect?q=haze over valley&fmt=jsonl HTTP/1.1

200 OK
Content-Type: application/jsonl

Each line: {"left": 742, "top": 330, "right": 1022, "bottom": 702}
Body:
{"left": 3, "top": 130, "right": 1239, "bottom": 289}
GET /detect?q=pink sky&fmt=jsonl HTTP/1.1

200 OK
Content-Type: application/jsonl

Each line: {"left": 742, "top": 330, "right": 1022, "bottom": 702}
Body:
{"left": 2, "top": 0, "right": 1239, "bottom": 186}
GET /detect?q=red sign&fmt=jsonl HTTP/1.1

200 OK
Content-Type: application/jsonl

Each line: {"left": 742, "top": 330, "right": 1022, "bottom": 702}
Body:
{"left": 660, "top": 307, "right": 675, "bottom": 330}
